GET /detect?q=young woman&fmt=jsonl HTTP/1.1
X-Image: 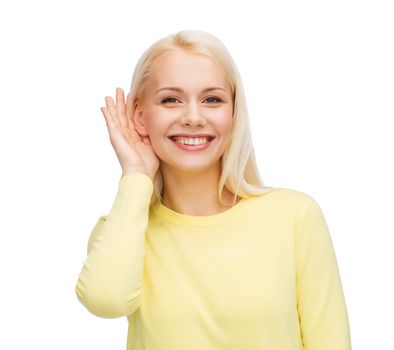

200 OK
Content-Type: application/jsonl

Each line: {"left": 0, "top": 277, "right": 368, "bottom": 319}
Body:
{"left": 75, "top": 30, "right": 352, "bottom": 350}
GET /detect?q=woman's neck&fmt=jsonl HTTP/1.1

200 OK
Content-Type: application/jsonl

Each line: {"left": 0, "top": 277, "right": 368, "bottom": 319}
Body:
{"left": 160, "top": 164, "right": 239, "bottom": 216}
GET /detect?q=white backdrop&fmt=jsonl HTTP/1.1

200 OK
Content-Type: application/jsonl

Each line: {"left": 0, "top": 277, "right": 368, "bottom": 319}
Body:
{"left": 0, "top": 0, "right": 393, "bottom": 349}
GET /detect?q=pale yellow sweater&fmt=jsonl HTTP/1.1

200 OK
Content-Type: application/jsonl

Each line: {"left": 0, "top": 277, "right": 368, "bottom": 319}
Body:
{"left": 75, "top": 172, "right": 351, "bottom": 350}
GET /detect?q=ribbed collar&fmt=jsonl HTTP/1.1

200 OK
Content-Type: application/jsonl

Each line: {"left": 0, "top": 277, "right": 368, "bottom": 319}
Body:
{"left": 151, "top": 197, "right": 248, "bottom": 227}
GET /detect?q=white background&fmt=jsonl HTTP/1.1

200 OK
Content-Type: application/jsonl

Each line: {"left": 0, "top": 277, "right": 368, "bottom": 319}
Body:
{"left": 0, "top": 0, "right": 393, "bottom": 349}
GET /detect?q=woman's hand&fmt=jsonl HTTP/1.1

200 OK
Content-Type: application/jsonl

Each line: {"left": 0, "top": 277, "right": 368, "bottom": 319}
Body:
{"left": 100, "top": 87, "right": 160, "bottom": 181}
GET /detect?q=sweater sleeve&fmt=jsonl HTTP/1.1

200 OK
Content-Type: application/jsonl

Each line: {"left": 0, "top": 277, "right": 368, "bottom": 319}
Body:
{"left": 295, "top": 197, "right": 352, "bottom": 350}
{"left": 75, "top": 172, "right": 153, "bottom": 319}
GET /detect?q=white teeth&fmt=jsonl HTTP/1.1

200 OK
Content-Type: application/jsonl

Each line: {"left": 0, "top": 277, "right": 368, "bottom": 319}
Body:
{"left": 174, "top": 137, "right": 210, "bottom": 145}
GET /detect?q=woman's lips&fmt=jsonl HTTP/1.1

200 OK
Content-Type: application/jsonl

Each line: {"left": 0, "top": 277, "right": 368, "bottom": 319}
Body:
{"left": 168, "top": 137, "right": 215, "bottom": 152}
{"left": 168, "top": 134, "right": 215, "bottom": 139}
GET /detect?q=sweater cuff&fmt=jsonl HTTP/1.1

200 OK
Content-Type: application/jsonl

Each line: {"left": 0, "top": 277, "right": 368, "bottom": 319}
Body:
{"left": 118, "top": 172, "right": 154, "bottom": 201}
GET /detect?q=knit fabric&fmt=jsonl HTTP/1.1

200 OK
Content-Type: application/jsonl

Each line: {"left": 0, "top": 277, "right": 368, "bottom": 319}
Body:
{"left": 75, "top": 172, "right": 351, "bottom": 350}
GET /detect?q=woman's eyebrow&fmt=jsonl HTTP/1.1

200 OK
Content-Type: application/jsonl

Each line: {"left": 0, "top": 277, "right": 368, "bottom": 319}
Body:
{"left": 156, "top": 86, "right": 226, "bottom": 94}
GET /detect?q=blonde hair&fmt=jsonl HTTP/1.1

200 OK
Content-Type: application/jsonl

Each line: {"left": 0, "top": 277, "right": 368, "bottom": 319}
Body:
{"left": 129, "top": 30, "right": 276, "bottom": 208}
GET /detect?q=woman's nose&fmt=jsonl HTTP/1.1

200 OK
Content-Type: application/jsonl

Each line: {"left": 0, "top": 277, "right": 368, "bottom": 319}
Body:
{"left": 181, "top": 102, "right": 207, "bottom": 126}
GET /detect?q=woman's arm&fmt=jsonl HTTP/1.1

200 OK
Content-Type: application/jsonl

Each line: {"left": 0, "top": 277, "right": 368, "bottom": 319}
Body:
{"left": 295, "top": 197, "right": 352, "bottom": 350}
{"left": 75, "top": 172, "right": 153, "bottom": 319}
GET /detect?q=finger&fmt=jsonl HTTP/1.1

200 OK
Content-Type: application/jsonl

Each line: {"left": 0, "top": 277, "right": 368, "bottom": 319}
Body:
{"left": 105, "top": 95, "right": 121, "bottom": 127}
{"left": 116, "top": 87, "right": 128, "bottom": 128}
{"left": 100, "top": 106, "right": 118, "bottom": 129}
{"left": 125, "top": 92, "right": 135, "bottom": 130}
{"left": 105, "top": 96, "right": 117, "bottom": 117}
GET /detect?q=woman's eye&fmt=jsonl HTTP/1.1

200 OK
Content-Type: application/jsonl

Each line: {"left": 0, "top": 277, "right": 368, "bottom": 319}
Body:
{"left": 161, "top": 96, "right": 223, "bottom": 104}
{"left": 205, "top": 96, "right": 222, "bottom": 103}
{"left": 161, "top": 97, "right": 178, "bottom": 104}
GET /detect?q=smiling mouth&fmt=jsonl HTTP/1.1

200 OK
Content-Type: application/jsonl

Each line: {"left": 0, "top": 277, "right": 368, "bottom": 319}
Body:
{"left": 168, "top": 136, "right": 215, "bottom": 145}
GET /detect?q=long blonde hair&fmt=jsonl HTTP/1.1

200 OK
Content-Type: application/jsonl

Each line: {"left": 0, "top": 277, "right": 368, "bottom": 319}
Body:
{"left": 129, "top": 30, "right": 276, "bottom": 207}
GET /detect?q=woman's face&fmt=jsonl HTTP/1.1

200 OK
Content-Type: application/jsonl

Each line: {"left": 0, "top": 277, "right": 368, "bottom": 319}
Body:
{"left": 134, "top": 48, "right": 234, "bottom": 175}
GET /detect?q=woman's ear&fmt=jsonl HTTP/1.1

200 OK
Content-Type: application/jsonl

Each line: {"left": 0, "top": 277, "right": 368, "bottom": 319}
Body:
{"left": 132, "top": 100, "right": 149, "bottom": 137}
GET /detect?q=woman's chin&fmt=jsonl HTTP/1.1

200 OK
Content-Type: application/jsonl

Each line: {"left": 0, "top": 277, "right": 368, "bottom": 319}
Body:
{"left": 160, "top": 160, "right": 221, "bottom": 175}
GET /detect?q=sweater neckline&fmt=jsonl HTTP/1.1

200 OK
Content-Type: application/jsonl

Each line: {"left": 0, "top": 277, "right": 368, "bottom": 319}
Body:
{"left": 152, "top": 197, "right": 247, "bottom": 226}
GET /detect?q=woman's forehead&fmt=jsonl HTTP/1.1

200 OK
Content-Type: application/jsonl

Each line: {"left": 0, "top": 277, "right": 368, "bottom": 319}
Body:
{"left": 149, "top": 50, "right": 230, "bottom": 89}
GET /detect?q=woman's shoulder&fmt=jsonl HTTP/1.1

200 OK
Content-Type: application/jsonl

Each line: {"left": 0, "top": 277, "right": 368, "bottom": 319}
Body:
{"left": 253, "top": 186, "right": 314, "bottom": 202}
{"left": 248, "top": 186, "right": 316, "bottom": 212}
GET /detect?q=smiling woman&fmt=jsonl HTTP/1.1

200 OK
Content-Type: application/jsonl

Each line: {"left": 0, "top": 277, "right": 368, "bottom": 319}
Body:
{"left": 131, "top": 47, "right": 238, "bottom": 203}
{"left": 75, "top": 30, "right": 352, "bottom": 350}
